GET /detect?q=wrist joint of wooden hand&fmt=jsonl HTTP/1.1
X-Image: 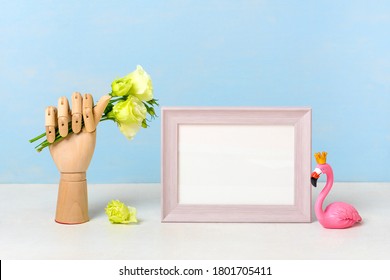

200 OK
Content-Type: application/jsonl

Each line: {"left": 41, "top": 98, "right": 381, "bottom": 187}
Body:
{"left": 60, "top": 172, "right": 86, "bottom": 182}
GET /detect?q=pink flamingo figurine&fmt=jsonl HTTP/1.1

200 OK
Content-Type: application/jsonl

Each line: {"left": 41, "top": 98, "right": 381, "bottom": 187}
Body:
{"left": 311, "top": 152, "right": 362, "bottom": 229}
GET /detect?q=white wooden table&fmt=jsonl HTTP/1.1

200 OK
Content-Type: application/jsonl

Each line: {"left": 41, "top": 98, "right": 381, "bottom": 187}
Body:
{"left": 0, "top": 183, "right": 389, "bottom": 259}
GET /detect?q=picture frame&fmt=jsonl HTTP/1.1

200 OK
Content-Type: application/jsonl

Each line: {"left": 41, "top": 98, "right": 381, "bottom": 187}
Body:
{"left": 161, "top": 107, "right": 312, "bottom": 223}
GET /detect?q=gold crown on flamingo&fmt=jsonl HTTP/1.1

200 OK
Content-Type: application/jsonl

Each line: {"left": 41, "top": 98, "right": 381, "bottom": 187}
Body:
{"left": 314, "top": 151, "right": 327, "bottom": 164}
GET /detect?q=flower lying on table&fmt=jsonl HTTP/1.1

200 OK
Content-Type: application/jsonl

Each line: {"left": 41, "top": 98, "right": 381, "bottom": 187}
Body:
{"left": 29, "top": 65, "right": 159, "bottom": 151}
{"left": 105, "top": 200, "right": 138, "bottom": 224}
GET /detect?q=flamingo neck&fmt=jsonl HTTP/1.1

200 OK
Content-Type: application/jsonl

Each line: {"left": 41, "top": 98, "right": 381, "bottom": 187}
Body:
{"left": 315, "top": 165, "right": 334, "bottom": 221}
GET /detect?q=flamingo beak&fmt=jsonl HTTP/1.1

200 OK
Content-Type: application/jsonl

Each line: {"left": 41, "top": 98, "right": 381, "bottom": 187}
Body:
{"left": 311, "top": 168, "right": 322, "bottom": 187}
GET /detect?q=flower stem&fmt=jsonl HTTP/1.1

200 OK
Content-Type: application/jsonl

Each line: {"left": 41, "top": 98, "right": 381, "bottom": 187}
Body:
{"left": 109, "top": 96, "right": 126, "bottom": 103}
{"left": 29, "top": 132, "right": 46, "bottom": 143}
{"left": 100, "top": 117, "right": 113, "bottom": 122}
{"left": 34, "top": 126, "right": 66, "bottom": 152}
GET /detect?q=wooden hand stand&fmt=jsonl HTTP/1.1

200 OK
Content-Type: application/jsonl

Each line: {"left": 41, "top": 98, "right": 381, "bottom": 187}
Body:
{"left": 49, "top": 125, "right": 96, "bottom": 224}
{"left": 46, "top": 93, "right": 110, "bottom": 224}
{"left": 56, "top": 172, "right": 89, "bottom": 224}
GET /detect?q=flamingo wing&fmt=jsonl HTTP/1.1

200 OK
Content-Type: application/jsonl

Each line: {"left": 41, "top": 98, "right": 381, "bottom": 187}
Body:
{"left": 323, "top": 202, "right": 362, "bottom": 228}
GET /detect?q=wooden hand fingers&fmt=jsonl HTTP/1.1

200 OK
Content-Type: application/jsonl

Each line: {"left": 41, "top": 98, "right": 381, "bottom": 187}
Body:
{"left": 71, "top": 92, "right": 82, "bottom": 133}
{"left": 45, "top": 106, "right": 57, "bottom": 143}
{"left": 83, "top": 94, "right": 95, "bottom": 132}
{"left": 58, "top": 96, "right": 71, "bottom": 137}
{"left": 45, "top": 93, "right": 110, "bottom": 143}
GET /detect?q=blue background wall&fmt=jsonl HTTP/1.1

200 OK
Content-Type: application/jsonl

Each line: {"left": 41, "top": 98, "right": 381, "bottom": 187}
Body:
{"left": 1, "top": 0, "right": 389, "bottom": 183}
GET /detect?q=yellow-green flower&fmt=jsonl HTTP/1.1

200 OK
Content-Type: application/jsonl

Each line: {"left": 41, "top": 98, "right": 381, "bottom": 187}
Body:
{"left": 126, "top": 65, "right": 154, "bottom": 101}
{"left": 107, "top": 96, "right": 147, "bottom": 139}
{"left": 111, "top": 76, "right": 132, "bottom": 97}
{"left": 110, "top": 65, "right": 153, "bottom": 101}
{"left": 105, "top": 200, "right": 137, "bottom": 224}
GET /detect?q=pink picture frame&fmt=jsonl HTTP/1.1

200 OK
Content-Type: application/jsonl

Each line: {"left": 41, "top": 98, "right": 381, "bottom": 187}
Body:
{"left": 161, "top": 107, "right": 312, "bottom": 223}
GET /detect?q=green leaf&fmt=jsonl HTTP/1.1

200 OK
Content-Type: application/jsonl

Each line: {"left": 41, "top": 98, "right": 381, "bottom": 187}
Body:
{"left": 103, "top": 102, "right": 114, "bottom": 116}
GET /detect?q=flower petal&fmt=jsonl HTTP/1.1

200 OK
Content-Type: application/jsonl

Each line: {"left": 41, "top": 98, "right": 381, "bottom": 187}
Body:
{"left": 126, "top": 65, "right": 154, "bottom": 101}
{"left": 118, "top": 121, "right": 141, "bottom": 140}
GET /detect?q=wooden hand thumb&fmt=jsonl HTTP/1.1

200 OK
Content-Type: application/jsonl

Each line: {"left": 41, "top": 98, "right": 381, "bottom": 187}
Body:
{"left": 93, "top": 95, "right": 111, "bottom": 128}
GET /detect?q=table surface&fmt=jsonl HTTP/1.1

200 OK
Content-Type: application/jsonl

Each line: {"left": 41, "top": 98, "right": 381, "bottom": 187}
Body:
{"left": 0, "top": 183, "right": 389, "bottom": 260}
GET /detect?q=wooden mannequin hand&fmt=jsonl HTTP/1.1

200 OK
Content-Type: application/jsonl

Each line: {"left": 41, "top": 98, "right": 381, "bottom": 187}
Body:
{"left": 45, "top": 93, "right": 111, "bottom": 173}
{"left": 45, "top": 93, "right": 110, "bottom": 224}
